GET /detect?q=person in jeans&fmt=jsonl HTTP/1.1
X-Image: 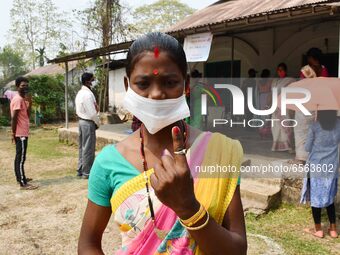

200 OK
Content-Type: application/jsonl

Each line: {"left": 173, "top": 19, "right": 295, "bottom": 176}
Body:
{"left": 10, "top": 76, "right": 38, "bottom": 190}
{"left": 75, "top": 72, "right": 100, "bottom": 179}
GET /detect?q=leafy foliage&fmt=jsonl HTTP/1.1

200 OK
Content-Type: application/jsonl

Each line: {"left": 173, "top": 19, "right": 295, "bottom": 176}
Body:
{"left": 132, "top": 0, "right": 195, "bottom": 34}
{"left": 0, "top": 45, "right": 27, "bottom": 87}
{"left": 76, "top": 0, "right": 130, "bottom": 47}
{"left": 28, "top": 75, "right": 65, "bottom": 122}
{"left": 0, "top": 115, "right": 10, "bottom": 126}
{"left": 9, "top": 0, "right": 71, "bottom": 69}
{"left": 76, "top": 0, "right": 132, "bottom": 112}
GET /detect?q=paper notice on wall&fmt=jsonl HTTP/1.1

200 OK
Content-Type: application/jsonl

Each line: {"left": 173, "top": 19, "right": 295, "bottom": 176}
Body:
{"left": 183, "top": 32, "right": 213, "bottom": 62}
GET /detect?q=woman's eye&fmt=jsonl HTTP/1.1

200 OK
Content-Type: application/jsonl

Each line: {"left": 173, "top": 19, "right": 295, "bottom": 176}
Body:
{"left": 136, "top": 82, "right": 149, "bottom": 89}
{"left": 165, "top": 80, "right": 179, "bottom": 87}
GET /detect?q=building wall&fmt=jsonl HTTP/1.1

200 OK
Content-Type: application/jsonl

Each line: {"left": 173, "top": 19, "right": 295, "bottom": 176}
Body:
{"left": 108, "top": 68, "right": 126, "bottom": 110}
{"left": 193, "top": 21, "right": 340, "bottom": 78}
{"left": 195, "top": 20, "right": 340, "bottom": 213}
{"left": 66, "top": 64, "right": 96, "bottom": 109}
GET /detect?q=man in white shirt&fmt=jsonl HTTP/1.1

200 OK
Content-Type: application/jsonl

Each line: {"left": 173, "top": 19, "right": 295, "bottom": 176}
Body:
{"left": 75, "top": 72, "right": 100, "bottom": 179}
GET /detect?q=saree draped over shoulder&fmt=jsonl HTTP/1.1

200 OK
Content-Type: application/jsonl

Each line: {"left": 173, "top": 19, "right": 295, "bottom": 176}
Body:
{"left": 271, "top": 77, "right": 295, "bottom": 151}
{"left": 110, "top": 132, "right": 243, "bottom": 254}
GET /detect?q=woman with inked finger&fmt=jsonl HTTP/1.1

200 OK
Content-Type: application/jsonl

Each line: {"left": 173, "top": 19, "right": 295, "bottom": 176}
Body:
{"left": 78, "top": 32, "right": 247, "bottom": 255}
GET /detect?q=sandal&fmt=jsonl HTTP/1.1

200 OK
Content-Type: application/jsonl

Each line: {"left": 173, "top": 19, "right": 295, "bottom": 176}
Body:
{"left": 17, "top": 178, "right": 33, "bottom": 184}
{"left": 304, "top": 228, "right": 324, "bottom": 238}
{"left": 328, "top": 229, "right": 338, "bottom": 238}
{"left": 20, "top": 184, "right": 38, "bottom": 190}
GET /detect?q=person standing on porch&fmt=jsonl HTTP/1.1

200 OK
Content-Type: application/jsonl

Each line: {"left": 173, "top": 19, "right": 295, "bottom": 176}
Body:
{"left": 75, "top": 72, "right": 100, "bottom": 179}
{"left": 290, "top": 48, "right": 329, "bottom": 165}
{"left": 270, "top": 63, "right": 295, "bottom": 152}
{"left": 301, "top": 110, "right": 339, "bottom": 238}
{"left": 10, "top": 77, "right": 38, "bottom": 190}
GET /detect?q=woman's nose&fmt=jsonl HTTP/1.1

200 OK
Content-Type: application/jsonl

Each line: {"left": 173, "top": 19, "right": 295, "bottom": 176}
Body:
{"left": 148, "top": 85, "right": 166, "bottom": 100}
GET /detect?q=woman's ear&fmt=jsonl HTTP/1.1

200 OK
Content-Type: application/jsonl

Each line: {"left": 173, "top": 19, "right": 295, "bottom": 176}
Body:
{"left": 124, "top": 76, "right": 129, "bottom": 92}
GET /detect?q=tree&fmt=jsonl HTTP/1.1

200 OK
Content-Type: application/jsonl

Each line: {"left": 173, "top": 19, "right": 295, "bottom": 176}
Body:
{"left": 35, "top": 47, "right": 48, "bottom": 67}
{"left": 28, "top": 74, "right": 65, "bottom": 122}
{"left": 0, "top": 45, "right": 27, "bottom": 85}
{"left": 76, "top": 0, "right": 130, "bottom": 47}
{"left": 9, "top": 0, "right": 71, "bottom": 69}
{"left": 76, "top": 0, "right": 131, "bottom": 112}
{"left": 132, "top": 0, "right": 195, "bottom": 35}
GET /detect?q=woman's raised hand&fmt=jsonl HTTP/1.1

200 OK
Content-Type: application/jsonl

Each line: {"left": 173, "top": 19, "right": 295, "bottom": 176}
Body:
{"left": 150, "top": 126, "right": 200, "bottom": 219}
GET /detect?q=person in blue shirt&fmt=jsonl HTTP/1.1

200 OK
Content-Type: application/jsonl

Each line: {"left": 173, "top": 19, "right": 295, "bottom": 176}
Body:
{"left": 301, "top": 110, "right": 340, "bottom": 238}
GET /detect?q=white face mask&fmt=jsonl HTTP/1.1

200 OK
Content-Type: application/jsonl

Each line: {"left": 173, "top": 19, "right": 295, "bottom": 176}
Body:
{"left": 123, "top": 82, "right": 190, "bottom": 134}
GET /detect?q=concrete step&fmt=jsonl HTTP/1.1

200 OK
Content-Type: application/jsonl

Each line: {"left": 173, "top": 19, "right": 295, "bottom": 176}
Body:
{"left": 240, "top": 178, "right": 281, "bottom": 214}
{"left": 241, "top": 198, "right": 268, "bottom": 215}
{"left": 243, "top": 178, "right": 282, "bottom": 187}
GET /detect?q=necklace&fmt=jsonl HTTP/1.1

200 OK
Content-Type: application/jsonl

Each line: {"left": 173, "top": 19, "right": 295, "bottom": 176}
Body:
{"left": 139, "top": 120, "right": 188, "bottom": 238}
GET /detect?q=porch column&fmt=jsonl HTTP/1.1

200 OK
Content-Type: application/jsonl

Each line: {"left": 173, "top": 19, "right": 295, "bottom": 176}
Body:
{"left": 65, "top": 61, "right": 69, "bottom": 129}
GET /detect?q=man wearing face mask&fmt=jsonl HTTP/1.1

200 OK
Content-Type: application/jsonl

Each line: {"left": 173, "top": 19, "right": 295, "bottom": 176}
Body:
{"left": 10, "top": 76, "right": 38, "bottom": 190}
{"left": 75, "top": 72, "right": 100, "bottom": 179}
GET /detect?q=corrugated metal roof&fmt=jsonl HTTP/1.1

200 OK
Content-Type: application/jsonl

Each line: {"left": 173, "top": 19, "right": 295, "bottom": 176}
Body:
{"left": 26, "top": 61, "right": 79, "bottom": 76}
{"left": 167, "top": 0, "right": 337, "bottom": 33}
{"left": 25, "top": 64, "right": 64, "bottom": 76}
{"left": 4, "top": 61, "right": 80, "bottom": 89}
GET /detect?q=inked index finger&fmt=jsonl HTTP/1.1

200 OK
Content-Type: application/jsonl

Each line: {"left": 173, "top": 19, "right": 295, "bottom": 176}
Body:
{"left": 172, "top": 126, "right": 187, "bottom": 167}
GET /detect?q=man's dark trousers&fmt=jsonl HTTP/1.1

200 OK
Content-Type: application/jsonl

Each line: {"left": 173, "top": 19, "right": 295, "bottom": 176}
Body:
{"left": 77, "top": 119, "right": 96, "bottom": 177}
{"left": 14, "top": 136, "right": 28, "bottom": 186}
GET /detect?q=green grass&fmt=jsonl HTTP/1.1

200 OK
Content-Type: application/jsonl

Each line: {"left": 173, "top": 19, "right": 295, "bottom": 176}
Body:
{"left": 246, "top": 203, "right": 339, "bottom": 254}
{"left": 28, "top": 129, "right": 77, "bottom": 160}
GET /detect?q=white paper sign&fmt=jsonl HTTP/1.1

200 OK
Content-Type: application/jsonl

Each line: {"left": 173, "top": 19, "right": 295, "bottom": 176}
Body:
{"left": 183, "top": 32, "right": 213, "bottom": 62}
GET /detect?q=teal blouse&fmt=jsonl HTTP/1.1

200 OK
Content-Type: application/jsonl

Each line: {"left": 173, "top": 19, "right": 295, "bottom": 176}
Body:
{"left": 88, "top": 145, "right": 241, "bottom": 207}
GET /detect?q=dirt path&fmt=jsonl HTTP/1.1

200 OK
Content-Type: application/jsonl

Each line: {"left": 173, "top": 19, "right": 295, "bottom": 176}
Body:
{"left": 0, "top": 129, "right": 120, "bottom": 254}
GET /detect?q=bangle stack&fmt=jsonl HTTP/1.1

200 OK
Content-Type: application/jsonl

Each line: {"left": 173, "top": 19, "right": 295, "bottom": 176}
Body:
{"left": 179, "top": 203, "right": 210, "bottom": 231}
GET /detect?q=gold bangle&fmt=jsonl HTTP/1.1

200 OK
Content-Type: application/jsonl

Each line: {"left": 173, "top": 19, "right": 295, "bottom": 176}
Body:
{"left": 179, "top": 210, "right": 210, "bottom": 231}
{"left": 180, "top": 204, "right": 205, "bottom": 227}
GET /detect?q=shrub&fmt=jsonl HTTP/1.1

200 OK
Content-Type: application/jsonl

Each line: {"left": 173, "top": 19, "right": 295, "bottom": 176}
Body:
{"left": 28, "top": 74, "right": 65, "bottom": 123}
{"left": 0, "top": 116, "right": 10, "bottom": 126}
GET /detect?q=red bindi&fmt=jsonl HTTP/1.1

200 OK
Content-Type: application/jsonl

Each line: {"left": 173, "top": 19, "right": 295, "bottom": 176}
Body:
{"left": 154, "top": 47, "right": 159, "bottom": 58}
{"left": 153, "top": 69, "right": 159, "bottom": 76}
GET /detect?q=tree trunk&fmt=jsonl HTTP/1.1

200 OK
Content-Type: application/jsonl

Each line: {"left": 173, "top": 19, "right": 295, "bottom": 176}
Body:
{"left": 31, "top": 43, "right": 35, "bottom": 69}
{"left": 98, "top": 0, "right": 113, "bottom": 112}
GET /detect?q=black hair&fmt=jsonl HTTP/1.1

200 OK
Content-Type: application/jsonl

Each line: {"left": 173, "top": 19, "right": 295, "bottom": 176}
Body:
{"left": 81, "top": 72, "right": 94, "bottom": 85}
{"left": 317, "top": 110, "right": 337, "bottom": 130}
{"left": 248, "top": 68, "right": 257, "bottom": 77}
{"left": 191, "top": 69, "right": 202, "bottom": 78}
{"left": 15, "top": 76, "right": 29, "bottom": 87}
{"left": 306, "top": 47, "right": 323, "bottom": 64}
{"left": 261, "top": 69, "right": 270, "bottom": 78}
{"left": 277, "top": 62, "right": 287, "bottom": 72}
{"left": 126, "top": 32, "right": 187, "bottom": 78}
